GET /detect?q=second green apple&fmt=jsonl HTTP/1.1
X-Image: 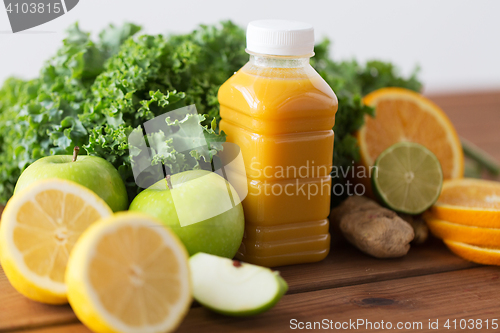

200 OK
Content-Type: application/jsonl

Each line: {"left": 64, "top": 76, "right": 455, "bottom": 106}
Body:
{"left": 129, "top": 170, "right": 245, "bottom": 258}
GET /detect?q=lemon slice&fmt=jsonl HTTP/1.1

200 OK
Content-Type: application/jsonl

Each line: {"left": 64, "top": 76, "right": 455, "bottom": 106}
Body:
{"left": 66, "top": 212, "right": 191, "bottom": 333}
{"left": 0, "top": 179, "right": 113, "bottom": 304}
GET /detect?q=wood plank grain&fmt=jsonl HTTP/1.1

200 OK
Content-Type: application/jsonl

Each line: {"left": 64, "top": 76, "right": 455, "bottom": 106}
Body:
{"left": 22, "top": 266, "right": 500, "bottom": 333}
{"left": 0, "top": 268, "right": 76, "bottom": 332}
{"left": 278, "top": 238, "right": 478, "bottom": 295}
{"left": 427, "top": 90, "right": 500, "bottom": 109}
{"left": 427, "top": 90, "right": 500, "bottom": 161}
{"left": 2, "top": 90, "right": 500, "bottom": 332}
{"left": 446, "top": 106, "right": 500, "bottom": 131}
{"left": 18, "top": 324, "right": 90, "bottom": 333}
{"left": 173, "top": 266, "right": 500, "bottom": 333}
{"left": 0, "top": 239, "right": 477, "bottom": 332}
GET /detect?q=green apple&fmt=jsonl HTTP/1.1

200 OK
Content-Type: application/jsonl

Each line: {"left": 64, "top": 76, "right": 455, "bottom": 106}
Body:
{"left": 189, "top": 252, "right": 288, "bottom": 316}
{"left": 129, "top": 170, "right": 244, "bottom": 258}
{"left": 14, "top": 147, "right": 128, "bottom": 212}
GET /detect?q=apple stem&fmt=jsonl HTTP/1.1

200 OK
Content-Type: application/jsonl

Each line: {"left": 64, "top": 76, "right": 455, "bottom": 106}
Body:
{"left": 166, "top": 175, "right": 173, "bottom": 190}
{"left": 72, "top": 146, "right": 80, "bottom": 162}
{"left": 232, "top": 260, "right": 242, "bottom": 268}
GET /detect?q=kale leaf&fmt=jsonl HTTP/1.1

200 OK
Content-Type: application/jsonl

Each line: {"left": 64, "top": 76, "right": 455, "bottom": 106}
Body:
{"left": 0, "top": 21, "right": 421, "bottom": 205}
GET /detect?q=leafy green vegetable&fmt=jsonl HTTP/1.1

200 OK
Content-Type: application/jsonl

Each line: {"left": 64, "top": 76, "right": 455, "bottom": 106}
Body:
{"left": 0, "top": 23, "right": 142, "bottom": 202}
{"left": 80, "top": 23, "right": 242, "bottom": 199}
{"left": 0, "top": 21, "right": 421, "bottom": 205}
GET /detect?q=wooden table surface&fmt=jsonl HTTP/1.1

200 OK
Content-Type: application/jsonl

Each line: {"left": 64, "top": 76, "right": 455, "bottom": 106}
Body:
{"left": 1, "top": 91, "right": 499, "bottom": 333}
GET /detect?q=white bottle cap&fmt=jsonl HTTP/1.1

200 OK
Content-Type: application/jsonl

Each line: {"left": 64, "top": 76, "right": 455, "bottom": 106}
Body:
{"left": 246, "top": 20, "right": 315, "bottom": 57}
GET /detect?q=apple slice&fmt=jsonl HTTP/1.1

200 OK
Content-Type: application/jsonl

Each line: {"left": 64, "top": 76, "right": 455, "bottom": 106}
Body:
{"left": 189, "top": 252, "right": 288, "bottom": 316}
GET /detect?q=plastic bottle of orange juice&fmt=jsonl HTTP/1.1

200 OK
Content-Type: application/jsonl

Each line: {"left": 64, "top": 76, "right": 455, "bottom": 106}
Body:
{"left": 218, "top": 20, "right": 338, "bottom": 267}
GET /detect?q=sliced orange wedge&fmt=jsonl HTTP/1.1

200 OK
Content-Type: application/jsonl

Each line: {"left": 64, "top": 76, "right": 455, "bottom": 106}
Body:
{"left": 432, "top": 178, "right": 500, "bottom": 227}
{"left": 357, "top": 87, "right": 464, "bottom": 181}
{"left": 444, "top": 240, "right": 500, "bottom": 266}
{"left": 425, "top": 213, "right": 500, "bottom": 247}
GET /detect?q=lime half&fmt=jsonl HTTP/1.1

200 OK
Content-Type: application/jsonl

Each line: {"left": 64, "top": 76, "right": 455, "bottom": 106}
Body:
{"left": 372, "top": 142, "right": 443, "bottom": 214}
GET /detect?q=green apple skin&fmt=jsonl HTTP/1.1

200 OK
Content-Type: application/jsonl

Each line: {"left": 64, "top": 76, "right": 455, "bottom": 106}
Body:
{"left": 129, "top": 170, "right": 244, "bottom": 259}
{"left": 189, "top": 252, "right": 288, "bottom": 316}
{"left": 202, "top": 274, "right": 288, "bottom": 317}
{"left": 14, "top": 155, "right": 128, "bottom": 212}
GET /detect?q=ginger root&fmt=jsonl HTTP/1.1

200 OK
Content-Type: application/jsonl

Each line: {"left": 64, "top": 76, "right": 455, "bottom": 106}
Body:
{"left": 398, "top": 214, "right": 429, "bottom": 245}
{"left": 330, "top": 196, "right": 414, "bottom": 258}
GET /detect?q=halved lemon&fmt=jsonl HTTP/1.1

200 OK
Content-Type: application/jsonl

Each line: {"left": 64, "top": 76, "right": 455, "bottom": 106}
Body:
{"left": 358, "top": 87, "right": 464, "bottom": 182}
{"left": 66, "top": 212, "right": 191, "bottom": 333}
{"left": 425, "top": 213, "right": 500, "bottom": 247}
{"left": 432, "top": 178, "right": 500, "bottom": 227}
{"left": 444, "top": 240, "right": 500, "bottom": 266}
{"left": 0, "top": 179, "right": 112, "bottom": 304}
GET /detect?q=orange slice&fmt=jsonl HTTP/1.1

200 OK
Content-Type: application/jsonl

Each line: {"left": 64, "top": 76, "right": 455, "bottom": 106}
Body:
{"left": 444, "top": 240, "right": 500, "bottom": 266}
{"left": 432, "top": 178, "right": 500, "bottom": 227}
{"left": 357, "top": 87, "right": 464, "bottom": 181}
{"left": 424, "top": 213, "right": 500, "bottom": 247}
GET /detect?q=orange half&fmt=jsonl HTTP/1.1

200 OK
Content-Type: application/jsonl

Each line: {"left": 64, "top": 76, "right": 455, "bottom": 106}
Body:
{"left": 358, "top": 87, "right": 464, "bottom": 180}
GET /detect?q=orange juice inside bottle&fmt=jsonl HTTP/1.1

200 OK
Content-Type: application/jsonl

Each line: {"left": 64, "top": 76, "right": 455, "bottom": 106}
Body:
{"left": 218, "top": 20, "right": 338, "bottom": 267}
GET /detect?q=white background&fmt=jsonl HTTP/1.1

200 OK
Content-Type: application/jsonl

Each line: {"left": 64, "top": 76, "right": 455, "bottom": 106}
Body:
{"left": 0, "top": 0, "right": 499, "bottom": 93}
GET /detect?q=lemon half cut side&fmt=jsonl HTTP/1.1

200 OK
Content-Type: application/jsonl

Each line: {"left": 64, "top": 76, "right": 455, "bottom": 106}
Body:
{"left": 66, "top": 212, "right": 191, "bottom": 333}
{"left": 0, "top": 179, "right": 113, "bottom": 304}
